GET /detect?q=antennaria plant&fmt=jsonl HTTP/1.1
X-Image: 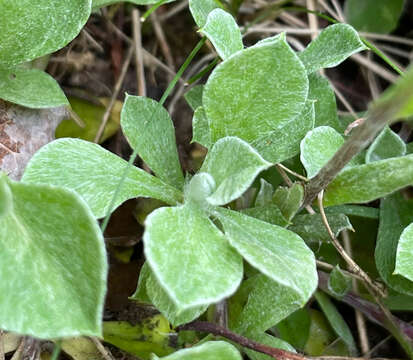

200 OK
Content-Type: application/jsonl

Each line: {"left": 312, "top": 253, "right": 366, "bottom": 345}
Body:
{"left": 2, "top": 0, "right": 413, "bottom": 358}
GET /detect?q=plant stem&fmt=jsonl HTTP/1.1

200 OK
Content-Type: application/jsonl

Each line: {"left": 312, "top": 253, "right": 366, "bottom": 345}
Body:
{"left": 177, "top": 321, "right": 307, "bottom": 360}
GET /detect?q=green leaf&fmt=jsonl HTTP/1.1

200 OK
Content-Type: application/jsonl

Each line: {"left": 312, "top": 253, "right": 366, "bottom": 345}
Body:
{"left": 200, "top": 137, "right": 271, "bottom": 206}
{"left": 376, "top": 193, "right": 413, "bottom": 295}
{"left": 142, "top": 263, "right": 208, "bottom": 326}
{"left": 241, "top": 205, "right": 288, "bottom": 227}
{"left": 22, "top": 138, "right": 182, "bottom": 218}
{"left": 308, "top": 74, "right": 341, "bottom": 130}
{"left": 201, "top": 9, "right": 243, "bottom": 60}
{"left": 327, "top": 266, "right": 352, "bottom": 298}
{"left": 233, "top": 274, "right": 311, "bottom": 335}
{"left": 345, "top": 0, "right": 405, "bottom": 34}
{"left": 93, "top": 0, "right": 174, "bottom": 8}
{"left": 365, "top": 126, "right": 406, "bottom": 163}
{"left": 257, "top": 100, "right": 315, "bottom": 163}
{"left": 272, "top": 183, "right": 304, "bottom": 221}
{"left": 288, "top": 213, "right": 353, "bottom": 244}
{"left": 395, "top": 223, "right": 413, "bottom": 282}
{"left": 203, "top": 35, "right": 309, "bottom": 162}
{"left": 56, "top": 96, "right": 121, "bottom": 143}
{"left": 314, "top": 291, "right": 357, "bottom": 355}
{"left": 189, "top": 0, "right": 222, "bottom": 27}
{"left": 184, "top": 85, "right": 204, "bottom": 111}
{"left": 0, "top": 0, "right": 91, "bottom": 66}
{"left": 103, "top": 318, "right": 175, "bottom": 360}
{"left": 121, "top": 95, "right": 184, "bottom": 189}
{"left": 184, "top": 172, "right": 215, "bottom": 208}
{"left": 0, "top": 67, "right": 68, "bottom": 108}
{"left": 131, "top": 262, "right": 152, "bottom": 304}
{"left": 324, "top": 205, "right": 379, "bottom": 219}
{"left": 244, "top": 333, "right": 295, "bottom": 360}
{"left": 324, "top": 154, "right": 413, "bottom": 206}
{"left": 152, "top": 341, "right": 242, "bottom": 360}
{"left": 0, "top": 177, "right": 107, "bottom": 338}
{"left": 300, "top": 126, "right": 347, "bottom": 179}
{"left": 298, "top": 24, "right": 366, "bottom": 74}
{"left": 255, "top": 178, "right": 274, "bottom": 206}
{"left": 0, "top": 173, "right": 12, "bottom": 217}
{"left": 276, "top": 309, "right": 311, "bottom": 351}
{"left": 214, "top": 207, "right": 317, "bottom": 307}
{"left": 192, "top": 106, "right": 212, "bottom": 148}
{"left": 144, "top": 204, "right": 243, "bottom": 310}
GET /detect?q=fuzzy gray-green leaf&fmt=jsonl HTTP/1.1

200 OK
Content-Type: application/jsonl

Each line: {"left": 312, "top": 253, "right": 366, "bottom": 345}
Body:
{"left": 22, "top": 138, "right": 182, "bottom": 218}
{"left": 144, "top": 204, "right": 243, "bottom": 310}
{"left": 201, "top": 9, "right": 243, "bottom": 60}
{"left": 395, "top": 223, "right": 413, "bottom": 282}
{"left": 93, "top": 0, "right": 174, "bottom": 8}
{"left": 121, "top": 95, "right": 184, "bottom": 189}
{"left": 328, "top": 266, "right": 352, "bottom": 298}
{"left": 192, "top": 106, "right": 212, "bottom": 148}
{"left": 189, "top": 0, "right": 222, "bottom": 27}
{"left": 200, "top": 137, "right": 271, "bottom": 206}
{"left": 0, "top": 177, "right": 107, "bottom": 338}
{"left": 184, "top": 85, "right": 204, "bottom": 111}
{"left": 324, "top": 154, "right": 413, "bottom": 206}
{"left": 376, "top": 193, "right": 413, "bottom": 295}
{"left": 299, "top": 24, "right": 366, "bottom": 74}
{"left": 203, "top": 35, "right": 309, "bottom": 162}
{"left": 272, "top": 183, "right": 304, "bottom": 221}
{"left": 0, "top": 67, "right": 68, "bottom": 108}
{"left": 0, "top": 0, "right": 91, "bottom": 66}
{"left": 365, "top": 126, "right": 406, "bottom": 163}
{"left": 215, "top": 208, "right": 317, "bottom": 304}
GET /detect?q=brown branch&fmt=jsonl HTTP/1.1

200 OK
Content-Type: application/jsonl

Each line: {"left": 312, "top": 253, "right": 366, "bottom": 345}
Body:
{"left": 177, "top": 321, "right": 307, "bottom": 360}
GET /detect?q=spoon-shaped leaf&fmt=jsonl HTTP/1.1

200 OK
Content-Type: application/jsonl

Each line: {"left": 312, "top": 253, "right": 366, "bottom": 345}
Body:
{"left": 22, "top": 138, "right": 182, "bottom": 218}
{"left": 0, "top": 176, "right": 107, "bottom": 338}
{"left": 144, "top": 203, "right": 243, "bottom": 310}
{"left": 0, "top": 0, "right": 91, "bottom": 66}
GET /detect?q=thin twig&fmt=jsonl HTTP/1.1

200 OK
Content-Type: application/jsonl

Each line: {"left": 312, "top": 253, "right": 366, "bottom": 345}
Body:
{"left": 94, "top": 44, "right": 134, "bottom": 143}
{"left": 132, "top": 8, "right": 146, "bottom": 97}
{"left": 150, "top": 11, "right": 175, "bottom": 73}
{"left": 66, "top": 106, "right": 86, "bottom": 128}
{"left": 316, "top": 260, "right": 364, "bottom": 282}
{"left": 276, "top": 163, "right": 309, "bottom": 182}
{"left": 159, "top": 0, "right": 189, "bottom": 21}
{"left": 342, "top": 230, "right": 370, "bottom": 355}
{"left": 330, "top": 0, "right": 345, "bottom": 22}
{"left": 318, "top": 193, "right": 413, "bottom": 357}
{"left": 306, "top": 0, "right": 318, "bottom": 41}
{"left": 177, "top": 321, "right": 307, "bottom": 360}
{"left": 328, "top": 81, "right": 358, "bottom": 119}
{"left": 90, "top": 337, "right": 115, "bottom": 360}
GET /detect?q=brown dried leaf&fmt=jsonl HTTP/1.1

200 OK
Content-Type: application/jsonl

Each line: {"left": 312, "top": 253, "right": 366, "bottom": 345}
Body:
{"left": 0, "top": 100, "right": 68, "bottom": 180}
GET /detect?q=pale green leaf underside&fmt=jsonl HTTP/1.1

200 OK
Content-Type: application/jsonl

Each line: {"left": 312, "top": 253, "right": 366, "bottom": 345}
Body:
{"left": 144, "top": 204, "right": 243, "bottom": 310}
{"left": 215, "top": 208, "right": 317, "bottom": 302}
{"left": 314, "top": 291, "right": 357, "bottom": 354}
{"left": 308, "top": 74, "right": 340, "bottom": 130}
{"left": 0, "top": 178, "right": 107, "bottom": 338}
{"left": 345, "top": 0, "right": 404, "bottom": 34}
{"left": 93, "top": 0, "right": 174, "bottom": 8}
{"left": 0, "top": 67, "right": 68, "bottom": 108}
{"left": 22, "top": 138, "right": 182, "bottom": 219}
{"left": 234, "top": 274, "right": 309, "bottom": 335}
{"left": 201, "top": 9, "right": 243, "bottom": 60}
{"left": 255, "top": 178, "right": 274, "bottom": 206}
{"left": 189, "top": 0, "right": 222, "bottom": 27}
{"left": 300, "top": 126, "right": 345, "bottom": 178}
{"left": 272, "top": 183, "right": 304, "bottom": 222}
{"left": 121, "top": 95, "right": 184, "bottom": 189}
{"left": 192, "top": 106, "right": 212, "bottom": 148}
{"left": 376, "top": 193, "right": 413, "bottom": 295}
{"left": 185, "top": 172, "right": 215, "bottom": 206}
{"left": 153, "top": 341, "right": 242, "bottom": 360}
{"left": 135, "top": 263, "right": 207, "bottom": 326}
{"left": 0, "top": 173, "right": 12, "bottom": 217}
{"left": 365, "top": 126, "right": 406, "bottom": 163}
{"left": 299, "top": 24, "right": 366, "bottom": 74}
{"left": 324, "top": 154, "right": 413, "bottom": 206}
{"left": 203, "top": 36, "right": 309, "bottom": 162}
{"left": 395, "top": 223, "right": 413, "bottom": 282}
{"left": 200, "top": 137, "right": 271, "bottom": 205}
{"left": 0, "top": 0, "right": 91, "bottom": 66}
